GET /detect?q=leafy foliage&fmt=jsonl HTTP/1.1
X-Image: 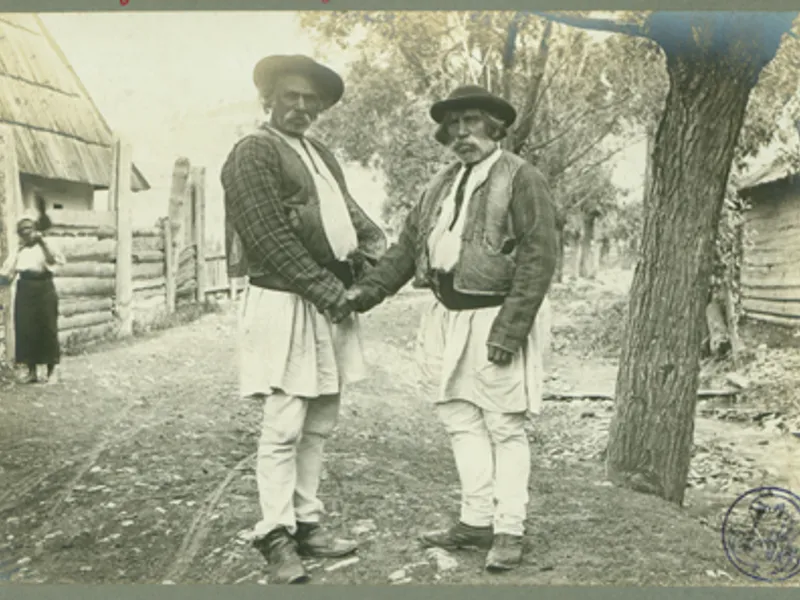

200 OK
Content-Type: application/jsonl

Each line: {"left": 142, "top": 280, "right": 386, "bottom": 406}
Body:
{"left": 302, "top": 11, "right": 800, "bottom": 295}
{"left": 302, "top": 11, "right": 664, "bottom": 241}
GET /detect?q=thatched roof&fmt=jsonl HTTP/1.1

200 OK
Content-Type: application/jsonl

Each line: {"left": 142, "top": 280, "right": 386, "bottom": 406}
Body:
{"left": 0, "top": 14, "right": 149, "bottom": 192}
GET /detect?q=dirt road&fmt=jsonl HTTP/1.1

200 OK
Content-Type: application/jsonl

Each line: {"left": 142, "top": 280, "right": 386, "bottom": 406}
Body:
{"left": 0, "top": 290, "right": 797, "bottom": 586}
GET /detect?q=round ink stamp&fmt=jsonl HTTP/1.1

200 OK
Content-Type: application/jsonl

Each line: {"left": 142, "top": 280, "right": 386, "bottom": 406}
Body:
{"left": 721, "top": 486, "right": 800, "bottom": 582}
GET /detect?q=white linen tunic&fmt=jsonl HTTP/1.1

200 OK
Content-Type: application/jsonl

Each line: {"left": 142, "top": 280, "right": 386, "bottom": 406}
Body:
{"left": 237, "top": 131, "right": 365, "bottom": 399}
{"left": 418, "top": 147, "right": 552, "bottom": 415}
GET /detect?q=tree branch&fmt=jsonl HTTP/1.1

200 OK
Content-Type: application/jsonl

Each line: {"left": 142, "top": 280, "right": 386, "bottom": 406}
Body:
{"left": 509, "top": 19, "right": 554, "bottom": 153}
{"left": 526, "top": 93, "right": 635, "bottom": 154}
{"left": 551, "top": 119, "right": 620, "bottom": 179}
{"left": 568, "top": 137, "right": 646, "bottom": 182}
{"left": 525, "top": 11, "right": 648, "bottom": 39}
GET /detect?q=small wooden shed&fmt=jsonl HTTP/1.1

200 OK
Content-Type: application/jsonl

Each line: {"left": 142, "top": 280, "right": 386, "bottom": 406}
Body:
{"left": 738, "top": 163, "right": 800, "bottom": 327}
{"left": 0, "top": 13, "right": 149, "bottom": 215}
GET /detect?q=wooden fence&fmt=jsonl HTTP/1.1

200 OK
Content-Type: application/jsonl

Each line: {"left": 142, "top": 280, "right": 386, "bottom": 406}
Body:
{"left": 0, "top": 129, "right": 234, "bottom": 363}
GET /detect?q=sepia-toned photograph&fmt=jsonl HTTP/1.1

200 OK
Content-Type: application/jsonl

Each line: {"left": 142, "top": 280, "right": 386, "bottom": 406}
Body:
{"left": 0, "top": 8, "right": 799, "bottom": 587}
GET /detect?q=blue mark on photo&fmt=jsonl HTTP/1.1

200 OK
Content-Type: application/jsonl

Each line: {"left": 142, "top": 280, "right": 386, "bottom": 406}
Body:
{"left": 721, "top": 486, "right": 800, "bottom": 582}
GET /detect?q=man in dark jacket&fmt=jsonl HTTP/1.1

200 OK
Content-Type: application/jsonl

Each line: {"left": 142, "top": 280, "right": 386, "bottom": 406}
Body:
{"left": 221, "top": 54, "right": 386, "bottom": 584}
{"left": 346, "top": 85, "right": 557, "bottom": 572}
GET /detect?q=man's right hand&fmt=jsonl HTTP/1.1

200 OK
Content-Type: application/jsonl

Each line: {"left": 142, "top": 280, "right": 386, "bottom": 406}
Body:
{"left": 326, "top": 294, "right": 353, "bottom": 324}
{"left": 344, "top": 285, "right": 377, "bottom": 313}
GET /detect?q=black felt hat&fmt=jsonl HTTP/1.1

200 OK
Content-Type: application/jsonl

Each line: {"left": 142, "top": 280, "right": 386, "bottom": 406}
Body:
{"left": 253, "top": 54, "right": 344, "bottom": 109}
{"left": 430, "top": 84, "right": 517, "bottom": 127}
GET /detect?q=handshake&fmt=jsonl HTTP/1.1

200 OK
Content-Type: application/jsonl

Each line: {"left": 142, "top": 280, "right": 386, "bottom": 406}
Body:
{"left": 325, "top": 284, "right": 379, "bottom": 324}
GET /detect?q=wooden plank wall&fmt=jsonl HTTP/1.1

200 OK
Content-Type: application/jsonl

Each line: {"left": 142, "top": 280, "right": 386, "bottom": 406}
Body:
{"left": 741, "top": 178, "right": 800, "bottom": 326}
{"left": 131, "top": 223, "right": 168, "bottom": 327}
{"left": 46, "top": 209, "right": 119, "bottom": 347}
{"left": 1, "top": 141, "right": 218, "bottom": 362}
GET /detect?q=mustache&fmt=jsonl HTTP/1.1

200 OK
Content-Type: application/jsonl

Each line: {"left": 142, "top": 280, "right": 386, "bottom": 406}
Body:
{"left": 453, "top": 141, "right": 479, "bottom": 153}
{"left": 286, "top": 109, "right": 314, "bottom": 123}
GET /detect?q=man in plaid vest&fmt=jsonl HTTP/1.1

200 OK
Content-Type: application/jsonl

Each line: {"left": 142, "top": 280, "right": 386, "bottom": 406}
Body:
{"left": 221, "top": 54, "right": 386, "bottom": 584}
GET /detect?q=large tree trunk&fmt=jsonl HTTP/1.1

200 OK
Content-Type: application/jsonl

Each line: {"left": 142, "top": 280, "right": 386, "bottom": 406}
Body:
{"left": 605, "top": 31, "right": 778, "bottom": 504}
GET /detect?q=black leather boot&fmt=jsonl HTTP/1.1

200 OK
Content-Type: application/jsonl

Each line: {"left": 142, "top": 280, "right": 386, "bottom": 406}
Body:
{"left": 252, "top": 528, "right": 309, "bottom": 584}
{"left": 419, "top": 521, "right": 494, "bottom": 550}
{"left": 485, "top": 534, "right": 524, "bottom": 571}
{"left": 294, "top": 521, "right": 358, "bottom": 558}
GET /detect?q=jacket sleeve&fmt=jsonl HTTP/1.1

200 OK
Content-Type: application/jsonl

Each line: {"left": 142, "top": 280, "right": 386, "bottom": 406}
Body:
{"left": 487, "top": 164, "right": 558, "bottom": 354}
{"left": 222, "top": 135, "right": 347, "bottom": 312}
{"left": 351, "top": 195, "right": 422, "bottom": 310}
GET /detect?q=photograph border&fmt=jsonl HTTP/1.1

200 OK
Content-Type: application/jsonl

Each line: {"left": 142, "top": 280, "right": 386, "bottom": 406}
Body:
{"left": 1, "top": 0, "right": 799, "bottom": 598}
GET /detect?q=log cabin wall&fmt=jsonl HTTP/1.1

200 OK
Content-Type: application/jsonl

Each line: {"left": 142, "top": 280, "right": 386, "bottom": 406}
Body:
{"left": 741, "top": 175, "right": 800, "bottom": 326}
{"left": 1, "top": 212, "right": 177, "bottom": 355}
{"left": 131, "top": 223, "right": 169, "bottom": 327}
{"left": 31, "top": 208, "right": 118, "bottom": 349}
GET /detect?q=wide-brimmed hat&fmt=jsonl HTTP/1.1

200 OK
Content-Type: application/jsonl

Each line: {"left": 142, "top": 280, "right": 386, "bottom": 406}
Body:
{"left": 253, "top": 54, "right": 344, "bottom": 110}
{"left": 430, "top": 85, "right": 517, "bottom": 127}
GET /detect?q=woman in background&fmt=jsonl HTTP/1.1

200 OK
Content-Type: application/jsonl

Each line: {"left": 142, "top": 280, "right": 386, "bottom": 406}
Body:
{"left": 0, "top": 198, "right": 64, "bottom": 384}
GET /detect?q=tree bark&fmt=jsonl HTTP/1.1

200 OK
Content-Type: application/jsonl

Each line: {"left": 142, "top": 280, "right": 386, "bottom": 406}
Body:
{"left": 599, "top": 236, "right": 611, "bottom": 269}
{"left": 605, "top": 29, "right": 782, "bottom": 503}
{"left": 578, "top": 208, "right": 598, "bottom": 279}
{"left": 505, "top": 19, "right": 553, "bottom": 154}
{"left": 553, "top": 222, "right": 566, "bottom": 283}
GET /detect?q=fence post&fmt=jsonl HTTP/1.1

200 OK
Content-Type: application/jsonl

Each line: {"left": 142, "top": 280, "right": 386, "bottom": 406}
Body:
{"left": 162, "top": 216, "right": 176, "bottom": 314}
{"left": 191, "top": 167, "right": 208, "bottom": 304}
{"left": 0, "top": 125, "right": 22, "bottom": 365}
{"left": 110, "top": 134, "right": 134, "bottom": 337}
{"left": 168, "top": 157, "right": 191, "bottom": 281}
{"left": 228, "top": 276, "right": 237, "bottom": 302}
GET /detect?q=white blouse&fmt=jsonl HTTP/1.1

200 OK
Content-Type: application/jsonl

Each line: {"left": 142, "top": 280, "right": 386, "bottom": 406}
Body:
{"left": 1, "top": 242, "right": 65, "bottom": 279}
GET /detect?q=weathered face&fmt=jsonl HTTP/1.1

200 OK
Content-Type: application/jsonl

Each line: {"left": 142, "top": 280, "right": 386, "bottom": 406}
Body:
{"left": 268, "top": 73, "right": 324, "bottom": 136}
{"left": 443, "top": 108, "right": 497, "bottom": 164}
{"left": 17, "top": 220, "right": 35, "bottom": 244}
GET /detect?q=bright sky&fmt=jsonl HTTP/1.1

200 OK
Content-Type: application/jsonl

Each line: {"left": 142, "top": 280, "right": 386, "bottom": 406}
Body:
{"left": 39, "top": 11, "right": 381, "bottom": 244}
{"left": 40, "top": 11, "right": 351, "bottom": 137}
{"left": 38, "top": 11, "right": 646, "bottom": 241}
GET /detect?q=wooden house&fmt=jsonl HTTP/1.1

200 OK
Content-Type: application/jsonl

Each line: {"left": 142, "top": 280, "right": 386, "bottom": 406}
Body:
{"left": 0, "top": 13, "right": 148, "bottom": 218}
{"left": 738, "top": 163, "right": 800, "bottom": 326}
{"left": 0, "top": 13, "right": 151, "bottom": 361}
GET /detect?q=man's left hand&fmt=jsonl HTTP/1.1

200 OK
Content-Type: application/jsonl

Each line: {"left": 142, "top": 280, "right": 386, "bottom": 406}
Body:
{"left": 488, "top": 345, "right": 514, "bottom": 366}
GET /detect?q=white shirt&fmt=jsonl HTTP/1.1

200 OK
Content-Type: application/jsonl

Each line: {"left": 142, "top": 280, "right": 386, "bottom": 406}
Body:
{"left": 273, "top": 129, "right": 359, "bottom": 262}
{"left": 1, "top": 242, "right": 65, "bottom": 278}
{"left": 428, "top": 147, "right": 503, "bottom": 273}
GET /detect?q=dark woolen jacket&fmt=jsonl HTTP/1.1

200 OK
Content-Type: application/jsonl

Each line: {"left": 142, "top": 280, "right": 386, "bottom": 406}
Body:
{"left": 221, "top": 123, "right": 387, "bottom": 313}
{"left": 357, "top": 150, "right": 558, "bottom": 354}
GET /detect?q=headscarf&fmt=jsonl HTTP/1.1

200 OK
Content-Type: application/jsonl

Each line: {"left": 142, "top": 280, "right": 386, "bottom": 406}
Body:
{"left": 17, "top": 195, "right": 52, "bottom": 233}
{"left": 17, "top": 210, "right": 39, "bottom": 232}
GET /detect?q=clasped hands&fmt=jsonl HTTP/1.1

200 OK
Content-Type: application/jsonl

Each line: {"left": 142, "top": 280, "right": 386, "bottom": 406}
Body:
{"left": 326, "top": 285, "right": 515, "bottom": 366}
{"left": 324, "top": 285, "right": 373, "bottom": 325}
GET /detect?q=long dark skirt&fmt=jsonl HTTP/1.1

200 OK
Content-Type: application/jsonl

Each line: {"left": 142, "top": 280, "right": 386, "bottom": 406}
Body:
{"left": 14, "top": 273, "right": 60, "bottom": 366}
